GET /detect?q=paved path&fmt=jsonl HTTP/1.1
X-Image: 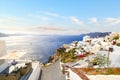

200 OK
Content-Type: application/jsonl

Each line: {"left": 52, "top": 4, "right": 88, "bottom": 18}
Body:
{"left": 41, "top": 60, "right": 66, "bottom": 80}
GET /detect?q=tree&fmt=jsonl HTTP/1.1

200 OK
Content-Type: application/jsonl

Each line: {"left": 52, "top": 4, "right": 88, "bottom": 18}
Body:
{"left": 91, "top": 54, "right": 110, "bottom": 68}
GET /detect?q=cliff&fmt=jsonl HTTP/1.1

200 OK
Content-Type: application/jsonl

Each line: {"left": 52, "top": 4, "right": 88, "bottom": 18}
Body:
{"left": 48, "top": 32, "right": 111, "bottom": 63}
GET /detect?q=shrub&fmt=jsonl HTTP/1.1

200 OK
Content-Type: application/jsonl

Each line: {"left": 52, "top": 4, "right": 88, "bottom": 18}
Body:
{"left": 104, "top": 68, "right": 114, "bottom": 75}
{"left": 72, "top": 54, "right": 77, "bottom": 59}
{"left": 91, "top": 54, "right": 110, "bottom": 68}
{"left": 113, "top": 35, "right": 119, "bottom": 40}
{"left": 117, "top": 43, "right": 120, "bottom": 46}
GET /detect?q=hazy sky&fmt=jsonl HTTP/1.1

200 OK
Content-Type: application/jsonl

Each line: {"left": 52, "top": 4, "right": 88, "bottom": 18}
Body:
{"left": 0, "top": 0, "right": 120, "bottom": 35}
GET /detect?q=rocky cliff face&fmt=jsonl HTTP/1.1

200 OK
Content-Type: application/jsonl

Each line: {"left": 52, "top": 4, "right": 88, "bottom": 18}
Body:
{"left": 48, "top": 48, "right": 66, "bottom": 63}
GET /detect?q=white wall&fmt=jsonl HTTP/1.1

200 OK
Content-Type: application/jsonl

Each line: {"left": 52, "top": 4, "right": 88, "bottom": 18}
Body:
{"left": 69, "top": 68, "right": 82, "bottom": 80}
{"left": 28, "top": 62, "right": 41, "bottom": 80}
{"left": 0, "top": 40, "right": 7, "bottom": 57}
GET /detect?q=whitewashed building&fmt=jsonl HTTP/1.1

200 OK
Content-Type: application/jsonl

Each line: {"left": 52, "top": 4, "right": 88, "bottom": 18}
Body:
{"left": 83, "top": 36, "right": 91, "bottom": 42}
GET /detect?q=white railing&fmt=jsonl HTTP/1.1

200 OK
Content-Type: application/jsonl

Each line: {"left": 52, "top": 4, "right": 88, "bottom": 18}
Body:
{"left": 28, "top": 62, "right": 41, "bottom": 80}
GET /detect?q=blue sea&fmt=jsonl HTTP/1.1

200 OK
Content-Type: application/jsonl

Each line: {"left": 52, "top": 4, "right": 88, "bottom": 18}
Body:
{"left": 0, "top": 35, "right": 83, "bottom": 62}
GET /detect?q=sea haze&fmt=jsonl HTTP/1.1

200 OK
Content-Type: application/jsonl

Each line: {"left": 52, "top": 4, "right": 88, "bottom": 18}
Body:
{"left": 0, "top": 35, "right": 83, "bottom": 62}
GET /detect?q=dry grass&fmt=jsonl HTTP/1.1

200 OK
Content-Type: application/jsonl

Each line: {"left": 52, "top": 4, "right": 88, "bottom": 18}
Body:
{"left": 74, "top": 67, "right": 120, "bottom": 75}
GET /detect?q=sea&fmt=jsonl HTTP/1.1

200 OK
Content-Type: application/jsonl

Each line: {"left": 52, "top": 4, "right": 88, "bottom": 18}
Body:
{"left": 0, "top": 35, "right": 83, "bottom": 63}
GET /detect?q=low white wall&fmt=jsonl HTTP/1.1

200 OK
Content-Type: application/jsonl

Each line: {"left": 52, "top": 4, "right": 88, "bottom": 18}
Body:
{"left": 88, "top": 75, "right": 120, "bottom": 80}
{"left": 28, "top": 62, "right": 41, "bottom": 80}
{"left": 69, "top": 68, "right": 82, "bottom": 80}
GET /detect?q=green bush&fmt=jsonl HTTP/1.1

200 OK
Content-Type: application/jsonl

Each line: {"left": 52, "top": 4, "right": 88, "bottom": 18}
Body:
{"left": 72, "top": 54, "right": 77, "bottom": 59}
{"left": 113, "top": 35, "right": 119, "bottom": 40}
{"left": 117, "top": 43, "right": 120, "bottom": 46}
{"left": 61, "top": 48, "right": 78, "bottom": 63}
{"left": 91, "top": 54, "right": 110, "bottom": 67}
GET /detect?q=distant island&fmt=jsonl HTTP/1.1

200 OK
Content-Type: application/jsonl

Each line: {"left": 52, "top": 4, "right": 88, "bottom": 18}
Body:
{"left": 0, "top": 33, "right": 8, "bottom": 37}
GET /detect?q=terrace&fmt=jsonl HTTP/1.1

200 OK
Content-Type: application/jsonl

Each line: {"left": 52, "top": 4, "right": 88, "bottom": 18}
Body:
{"left": 0, "top": 60, "right": 32, "bottom": 80}
{"left": 0, "top": 60, "right": 41, "bottom": 80}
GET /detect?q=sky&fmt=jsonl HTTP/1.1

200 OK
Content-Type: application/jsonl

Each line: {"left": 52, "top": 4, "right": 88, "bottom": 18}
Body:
{"left": 0, "top": 0, "right": 120, "bottom": 35}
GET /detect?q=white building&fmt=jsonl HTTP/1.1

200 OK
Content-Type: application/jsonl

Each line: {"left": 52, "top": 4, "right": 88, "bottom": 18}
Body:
{"left": 83, "top": 36, "right": 91, "bottom": 42}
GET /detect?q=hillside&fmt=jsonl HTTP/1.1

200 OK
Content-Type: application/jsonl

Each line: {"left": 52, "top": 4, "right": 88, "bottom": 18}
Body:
{"left": 48, "top": 32, "right": 111, "bottom": 63}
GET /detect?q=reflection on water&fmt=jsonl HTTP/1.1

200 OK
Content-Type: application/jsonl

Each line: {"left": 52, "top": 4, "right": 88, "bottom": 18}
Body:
{"left": 0, "top": 35, "right": 83, "bottom": 62}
